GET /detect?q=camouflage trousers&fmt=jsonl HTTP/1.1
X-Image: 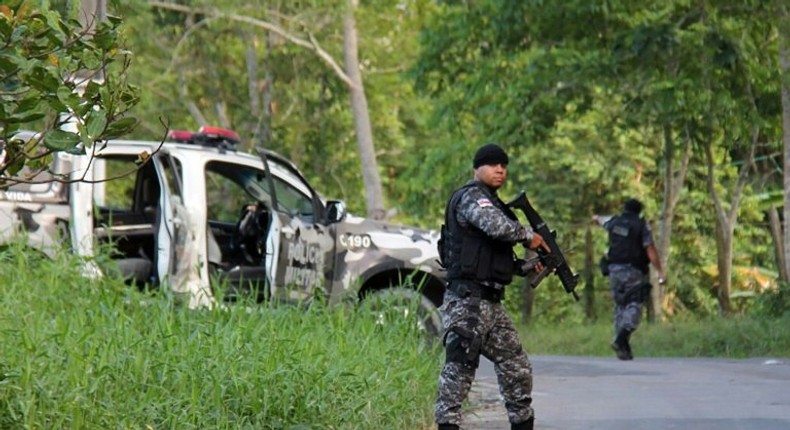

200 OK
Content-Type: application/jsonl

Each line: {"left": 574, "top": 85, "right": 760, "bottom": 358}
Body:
{"left": 608, "top": 264, "right": 651, "bottom": 335}
{"left": 434, "top": 288, "right": 533, "bottom": 426}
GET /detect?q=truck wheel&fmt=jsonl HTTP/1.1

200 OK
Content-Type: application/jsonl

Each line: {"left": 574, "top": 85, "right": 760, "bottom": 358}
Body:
{"left": 365, "top": 287, "right": 442, "bottom": 339}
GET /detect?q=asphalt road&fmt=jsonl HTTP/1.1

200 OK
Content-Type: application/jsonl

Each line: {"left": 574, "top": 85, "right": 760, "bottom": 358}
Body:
{"left": 464, "top": 355, "right": 790, "bottom": 430}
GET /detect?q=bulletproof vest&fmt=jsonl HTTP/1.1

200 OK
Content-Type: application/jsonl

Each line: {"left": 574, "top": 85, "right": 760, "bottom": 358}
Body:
{"left": 606, "top": 212, "right": 650, "bottom": 273}
{"left": 442, "top": 182, "right": 517, "bottom": 285}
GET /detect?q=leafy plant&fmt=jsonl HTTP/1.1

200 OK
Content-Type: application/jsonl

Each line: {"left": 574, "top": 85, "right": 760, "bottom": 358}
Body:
{"left": 0, "top": 1, "right": 139, "bottom": 187}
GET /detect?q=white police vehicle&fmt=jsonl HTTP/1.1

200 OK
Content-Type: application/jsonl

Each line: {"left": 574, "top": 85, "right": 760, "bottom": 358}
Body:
{"left": 0, "top": 127, "right": 444, "bottom": 333}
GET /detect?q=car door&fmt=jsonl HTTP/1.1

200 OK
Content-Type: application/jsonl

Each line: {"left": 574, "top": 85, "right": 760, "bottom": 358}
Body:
{"left": 257, "top": 151, "right": 336, "bottom": 303}
{"left": 68, "top": 153, "right": 101, "bottom": 277}
{"left": 152, "top": 154, "right": 177, "bottom": 284}
{"left": 153, "top": 154, "right": 215, "bottom": 308}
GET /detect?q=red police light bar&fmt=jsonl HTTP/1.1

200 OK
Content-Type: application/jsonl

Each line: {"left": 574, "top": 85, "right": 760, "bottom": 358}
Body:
{"left": 165, "top": 126, "right": 240, "bottom": 149}
{"left": 167, "top": 130, "right": 194, "bottom": 143}
{"left": 198, "top": 126, "right": 240, "bottom": 144}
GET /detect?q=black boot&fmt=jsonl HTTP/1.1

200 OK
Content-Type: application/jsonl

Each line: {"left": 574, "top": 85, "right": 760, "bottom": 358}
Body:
{"left": 611, "top": 329, "right": 633, "bottom": 361}
{"left": 512, "top": 416, "right": 534, "bottom": 430}
{"left": 438, "top": 424, "right": 459, "bottom": 430}
{"left": 622, "top": 329, "right": 634, "bottom": 359}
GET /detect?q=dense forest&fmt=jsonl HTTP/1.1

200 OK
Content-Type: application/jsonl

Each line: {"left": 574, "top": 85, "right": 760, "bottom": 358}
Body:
{"left": 4, "top": 0, "right": 790, "bottom": 322}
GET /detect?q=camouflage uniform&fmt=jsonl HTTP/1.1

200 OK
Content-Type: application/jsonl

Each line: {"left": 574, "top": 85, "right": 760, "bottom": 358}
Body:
{"left": 608, "top": 264, "right": 650, "bottom": 334}
{"left": 435, "top": 182, "right": 535, "bottom": 427}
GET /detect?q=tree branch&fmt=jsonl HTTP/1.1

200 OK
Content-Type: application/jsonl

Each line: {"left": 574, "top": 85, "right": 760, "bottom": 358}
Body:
{"left": 148, "top": 1, "right": 358, "bottom": 89}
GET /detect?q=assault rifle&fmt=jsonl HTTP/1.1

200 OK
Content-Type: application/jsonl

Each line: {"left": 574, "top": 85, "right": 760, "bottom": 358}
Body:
{"left": 507, "top": 191, "right": 580, "bottom": 301}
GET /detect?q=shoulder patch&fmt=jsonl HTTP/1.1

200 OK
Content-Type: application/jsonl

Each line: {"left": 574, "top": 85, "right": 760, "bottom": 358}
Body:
{"left": 476, "top": 198, "right": 493, "bottom": 208}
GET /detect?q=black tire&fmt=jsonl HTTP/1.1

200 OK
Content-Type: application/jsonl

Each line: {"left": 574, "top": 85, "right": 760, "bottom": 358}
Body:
{"left": 365, "top": 287, "right": 442, "bottom": 339}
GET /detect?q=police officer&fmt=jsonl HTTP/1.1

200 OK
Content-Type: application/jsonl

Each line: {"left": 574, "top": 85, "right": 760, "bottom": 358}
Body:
{"left": 593, "top": 198, "right": 665, "bottom": 360}
{"left": 435, "top": 143, "right": 549, "bottom": 430}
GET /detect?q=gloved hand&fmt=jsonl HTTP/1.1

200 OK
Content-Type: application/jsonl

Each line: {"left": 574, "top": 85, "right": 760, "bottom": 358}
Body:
{"left": 514, "top": 257, "right": 542, "bottom": 277}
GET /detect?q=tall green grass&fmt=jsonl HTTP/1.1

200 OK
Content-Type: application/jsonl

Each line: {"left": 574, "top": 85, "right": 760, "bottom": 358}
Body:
{"left": 521, "top": 314, "right": 790, "bottom": 358}
{"left": 7, "top": 241, "right": 784, "bottom": 429}
{"left": 0, "top": 242, "right": 442, "bottom": 429}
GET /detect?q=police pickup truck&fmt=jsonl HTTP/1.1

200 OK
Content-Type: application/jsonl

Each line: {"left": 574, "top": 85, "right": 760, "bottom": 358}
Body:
{"left": 0, "top": 127, "right": 445, "bottom": 334}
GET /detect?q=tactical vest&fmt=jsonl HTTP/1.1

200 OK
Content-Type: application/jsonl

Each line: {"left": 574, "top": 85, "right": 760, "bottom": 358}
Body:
{"left": 442, "top": 182, "right": 517, "bottom": 285}
{"left": 606, "top": 212, "right": 650, "bottom": 273}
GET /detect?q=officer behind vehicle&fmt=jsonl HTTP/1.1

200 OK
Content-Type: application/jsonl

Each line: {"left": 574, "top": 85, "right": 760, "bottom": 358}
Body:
{"left": 593, "top": 198, "right": 665, "bottom": 360}
{"left": 435, "top": 143, "right": 549, "bottom": 430}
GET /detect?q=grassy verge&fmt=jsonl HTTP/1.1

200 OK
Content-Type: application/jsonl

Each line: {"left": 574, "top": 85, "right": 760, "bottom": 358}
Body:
{"left": 7, "top": 241, "right": 786, "bottom": 429}
{"left": 521, "top": 314, "right": 790, "bottom": 358}
{"left": 0, "top": 244, "right": 442, "bottom": 429}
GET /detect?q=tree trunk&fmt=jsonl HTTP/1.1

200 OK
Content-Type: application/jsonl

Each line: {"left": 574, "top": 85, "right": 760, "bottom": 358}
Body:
{"left": 79, "top": 0, "right": 106, "bottom": 30}
{"left": 246, "top": 36, "right": 260, "bottom": 119}
{"left": 343, "top": 0, "right": 386, "bottom": 220}
{"left": 779, "top": 15, "right": 790, "bottom": 285}
{"left": 713, "top": 220, "right": 734, "bottom": 315}
{"left": 768, "top": 206, "right": 788, "bottom": 283}
{"left": 648, "top": 124, "right": 690, "bottom": 322}
{"left": 259, "top": 31, "right": 276, "bottom": 149}
{"left": 702, "top": 130, "right": 756, "bottom": 317}
{"left": 583, "top": 224, "right": 596, "bottom": 320}
{"left": 72, "top": 0, "right": 106, "bottom": 86}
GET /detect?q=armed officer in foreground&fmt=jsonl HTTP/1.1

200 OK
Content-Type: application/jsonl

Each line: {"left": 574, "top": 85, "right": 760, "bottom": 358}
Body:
{"left": 435, "top": 143, "right": 549, "bottom": 430}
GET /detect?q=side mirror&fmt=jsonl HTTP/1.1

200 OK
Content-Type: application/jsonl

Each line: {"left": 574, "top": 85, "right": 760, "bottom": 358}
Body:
{"left": 325, "top": 200, "right": 347, "bottom": 224}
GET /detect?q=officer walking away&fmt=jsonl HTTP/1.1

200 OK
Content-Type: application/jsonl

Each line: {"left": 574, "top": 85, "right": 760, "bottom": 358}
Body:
{"left": 593, "top": 198, "right": 665, "bottom": 361}
{"left": 435, "top": 143, "right": 550, "bottom": 430}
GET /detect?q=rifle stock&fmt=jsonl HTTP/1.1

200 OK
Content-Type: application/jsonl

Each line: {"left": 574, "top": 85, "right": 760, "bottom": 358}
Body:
{"left": 507, "top": 191, "right": 580, "bottom": 301}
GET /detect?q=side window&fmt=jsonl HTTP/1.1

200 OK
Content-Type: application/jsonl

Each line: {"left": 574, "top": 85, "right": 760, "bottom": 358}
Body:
{"left": 97, "top": 158, "right": 137, "bottom": 211}
{"left": 93, "top": 155, "right": 163, "bottom": 226}
{"left": 272, "top": 176, "right": 314, "bottom": 222}
{"left": 160, "top": 155, "right": 183, "bottom": 201}
{"left": 205, "top": 161, "right": 263, "bottom": 223}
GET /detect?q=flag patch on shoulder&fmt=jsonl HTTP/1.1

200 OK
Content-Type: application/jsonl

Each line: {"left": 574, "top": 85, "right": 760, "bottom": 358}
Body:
{"left": 476, "top": 198, "right": 493, "bottom": 208}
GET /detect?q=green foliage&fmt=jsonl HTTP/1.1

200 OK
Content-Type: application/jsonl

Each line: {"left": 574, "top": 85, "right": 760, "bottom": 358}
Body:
{"left": 522, "top": 314, "right": 790, "bottom": 358}
{"left": 0, "top": 241, "right": 441, "bottom": 429}
{"left": 755, "top": 281, "right": 790, "bottom": 318}
{"left": 4, "top": 1, "right": 784, "bottom": 324}
{"left": 111, "top": 0, "right": 444, "bottom": 219}
{"left": 637, "top": 315, "right": 790, "bottom": 358}
{"left": 410, "top": 0, "right": 786, "bottom": 319}
{"left": 0, "top": 1, "right": 139, "bottom": 184}
{"left": 504, "top": 277, "right": 591, "bottom": 326}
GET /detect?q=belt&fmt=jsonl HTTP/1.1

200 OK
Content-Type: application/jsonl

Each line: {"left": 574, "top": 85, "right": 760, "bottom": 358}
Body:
{"left": 447, "top": 280, "right": 504, "bottom": 303}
